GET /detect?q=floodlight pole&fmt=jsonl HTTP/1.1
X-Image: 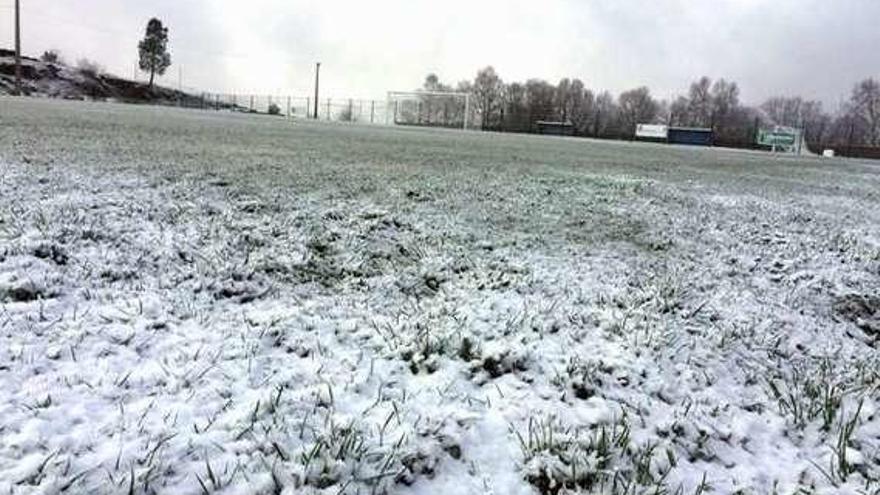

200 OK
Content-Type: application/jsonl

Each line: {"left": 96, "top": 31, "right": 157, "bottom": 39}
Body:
{"left": 313, "top": 62, "right": 321, "bottom": 119}
{"left": 14, "top": 0, "right": 22, "bottom": 96}
{"left": 463, "top": 94, "right": 470, "bottom": 130}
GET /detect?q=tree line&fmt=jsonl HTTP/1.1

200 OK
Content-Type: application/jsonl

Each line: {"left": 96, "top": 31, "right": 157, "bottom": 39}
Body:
{"left": 417, "top": 67, "right": 880, "bottom": 150}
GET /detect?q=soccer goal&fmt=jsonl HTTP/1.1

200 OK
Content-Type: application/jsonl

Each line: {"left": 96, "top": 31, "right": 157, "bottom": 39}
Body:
{"left": 386, "top": 91, "right": 470, "bottom": 130}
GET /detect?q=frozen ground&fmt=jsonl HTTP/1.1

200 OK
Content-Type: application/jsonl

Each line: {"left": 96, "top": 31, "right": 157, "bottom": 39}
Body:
{"left": 1, "top": 97, "right": 879, "bottom": 495}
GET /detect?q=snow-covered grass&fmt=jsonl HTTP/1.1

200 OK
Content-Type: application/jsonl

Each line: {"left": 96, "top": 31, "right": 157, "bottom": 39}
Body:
{"left": 1, "top": 97, "right": 879, "bottom": 494}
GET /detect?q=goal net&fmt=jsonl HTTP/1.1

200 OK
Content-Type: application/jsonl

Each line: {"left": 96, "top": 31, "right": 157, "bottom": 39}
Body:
{"left": 386, "top": 91, "right": 471, "bottom": 130}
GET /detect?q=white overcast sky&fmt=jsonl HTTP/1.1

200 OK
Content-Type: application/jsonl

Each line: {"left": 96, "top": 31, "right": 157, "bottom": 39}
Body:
{"left": 3, "top": 0, "right": 878, "bottom": 107}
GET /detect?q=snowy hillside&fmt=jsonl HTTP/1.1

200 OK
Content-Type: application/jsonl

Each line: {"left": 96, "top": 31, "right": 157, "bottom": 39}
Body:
{"left": 0, "top": 98, "right": 879, "bottom": 494}
{"left": 0, "top": 49, "right": 186, "bottom": 103}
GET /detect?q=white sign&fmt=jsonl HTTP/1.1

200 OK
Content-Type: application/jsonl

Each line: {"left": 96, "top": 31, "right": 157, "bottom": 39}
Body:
{"left": 636, "top": 124, "right": 668, "bottom": 139}
{"left": 823, "top": 149, "right": 835, "bottom": 158}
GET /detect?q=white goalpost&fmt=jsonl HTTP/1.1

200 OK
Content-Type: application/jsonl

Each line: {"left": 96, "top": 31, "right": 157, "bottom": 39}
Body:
{"left": 385, "top": 91, "right": 470, "bottom": 130}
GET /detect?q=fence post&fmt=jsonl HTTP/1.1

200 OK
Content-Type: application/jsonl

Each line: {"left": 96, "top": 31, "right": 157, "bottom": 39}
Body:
{"left": 287, "top": 96, "right": 291, "bottom": 118}
{"left": 250, "top": 95, "right": 254, "bottom": 112}
{"left": 326, "top": 98, "right": 331, "bottom": 120}
{"left": 348, "top": 99, "right": 353, "bottom": 122}
{"left": 371, "top": 100, "right": 375, "bottom": 124}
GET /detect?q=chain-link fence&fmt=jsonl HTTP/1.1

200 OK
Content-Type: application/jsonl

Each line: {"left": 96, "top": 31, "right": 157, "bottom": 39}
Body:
{"left": 171, "top": 93, "right": 393, "bottom": 125}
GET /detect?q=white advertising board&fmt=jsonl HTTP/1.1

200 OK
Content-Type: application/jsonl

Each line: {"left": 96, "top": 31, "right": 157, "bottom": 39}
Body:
{"left": 636, "top": 124, "right": 668, "bottom": 139}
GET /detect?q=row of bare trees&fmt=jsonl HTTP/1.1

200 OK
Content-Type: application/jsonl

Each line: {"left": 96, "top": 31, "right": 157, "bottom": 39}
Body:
{"left": 420, "top": 67, "right": 880, "bottom": 150}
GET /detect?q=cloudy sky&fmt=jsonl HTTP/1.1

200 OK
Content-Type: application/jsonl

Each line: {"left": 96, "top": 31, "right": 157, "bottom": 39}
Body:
{"left": 3, "top": 0, "right": 878, "bottom": 107}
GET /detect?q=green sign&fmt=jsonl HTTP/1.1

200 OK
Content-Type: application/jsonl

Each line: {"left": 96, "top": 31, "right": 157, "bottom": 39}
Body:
{"left": 757, "top": 128, "right": 797, "bottom": 147}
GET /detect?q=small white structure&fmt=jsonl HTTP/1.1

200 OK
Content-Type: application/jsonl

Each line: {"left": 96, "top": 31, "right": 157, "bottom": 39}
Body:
{"left": 823, "top": 149, "right": 835, "bottom": 158}
{"left": 635, "top": 124, "right": 669, "bottom": 141}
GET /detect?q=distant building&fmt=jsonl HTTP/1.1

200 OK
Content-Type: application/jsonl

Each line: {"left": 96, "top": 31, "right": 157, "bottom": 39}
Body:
{"left": 667, "top": 127, "right": 714, "bottom": 146}
{"left": 534, "top": 121, "right": 575, "bottom": 136}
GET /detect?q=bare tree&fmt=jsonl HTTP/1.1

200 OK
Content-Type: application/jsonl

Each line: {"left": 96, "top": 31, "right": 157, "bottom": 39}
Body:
{"left": 762, "top": 96, "right": 805, "bottom": 126}
{"left": 761, "top": 96, "right": 832, "bottom": 146}
{"left": 555, "top": 78, "right": 571, "bottom": 122}
{"left": 503, "top": 82, "right": 530, "bottom": 132}
{"left": 418, "top": 73, "right": 458, "bottom": 126}
{"left": 711, "top": 79, "right": 740, "bottom": 131}
{"left": 829, "top": 112, "right": 863, "bottom": 148}
{"left": 800, "top": 100, "right": 831, "bottom": 145}
{"left": 571, "top": 87, "right": 595, "bottom": 136}
{"left": 687, "top": 76, "right": 713, "bottom": 127}
{"left": 525, "top": 79, "right": 556, "bottom": 124}
{"left": 669, "top": 96, "right": 689, "bottom": 126}
{"left": 472, "top": 66, "right": 504, "bottom": 130}
{"left": 554, "top": 78, "right": 589, "bottom": 125}
{"left": 407, "top": 68, "right": 878, "bottom": 150}
{"left": 850, "top": 78, "right": 880, "bottom": 145}
{"left": 593, "top": 91, "right": 618, "bottom": 138}
{"left": 619, "top": 86, "right": 659, "bottom": 136}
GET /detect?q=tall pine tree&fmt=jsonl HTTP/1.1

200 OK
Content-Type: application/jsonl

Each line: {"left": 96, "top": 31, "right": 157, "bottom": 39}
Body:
{"left": 138, "top": 18, "right": 171, "bottom": 91}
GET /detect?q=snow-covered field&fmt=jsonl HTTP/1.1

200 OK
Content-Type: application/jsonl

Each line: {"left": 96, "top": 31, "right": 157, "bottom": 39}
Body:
{"left": 1, "top": 97, "right": 879, "bottom": 495}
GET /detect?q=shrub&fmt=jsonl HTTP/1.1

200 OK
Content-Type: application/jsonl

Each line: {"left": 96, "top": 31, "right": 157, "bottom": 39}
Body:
{"left": 76, "top": 58, "right": 104, "bottom": 77}
{"left": 268, "top": 103, "right": 282, "bottom": 115}
{"left": 41, "top": 50, "right": 62, "bottom": 64}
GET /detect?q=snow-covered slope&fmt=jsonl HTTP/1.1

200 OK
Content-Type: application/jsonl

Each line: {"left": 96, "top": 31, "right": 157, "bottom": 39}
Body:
{"left": 0, "top": 50, "right": 187, "bottom": 103}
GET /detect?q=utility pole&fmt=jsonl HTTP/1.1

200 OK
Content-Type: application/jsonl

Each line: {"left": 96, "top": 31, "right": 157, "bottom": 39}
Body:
{"left": 14, "top": 0, "right": 22, "bottom": 96}
{"left": 313, "top": 62, "right": 321, "bottom": 119}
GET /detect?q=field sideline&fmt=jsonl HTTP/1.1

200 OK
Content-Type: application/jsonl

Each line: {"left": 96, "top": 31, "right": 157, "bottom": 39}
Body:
{"left": 1, "top": 97, "right": 879, "bottom": 494}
